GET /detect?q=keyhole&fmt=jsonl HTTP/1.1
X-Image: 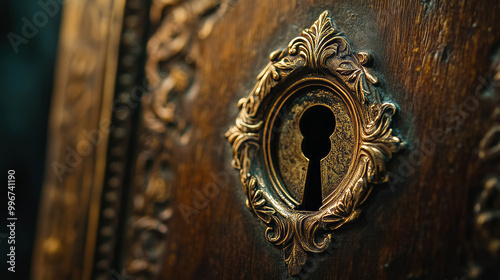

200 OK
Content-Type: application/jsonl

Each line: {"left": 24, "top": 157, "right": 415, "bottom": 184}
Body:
{"left": 299, "top": 105, "right": 335, "bottom": 211}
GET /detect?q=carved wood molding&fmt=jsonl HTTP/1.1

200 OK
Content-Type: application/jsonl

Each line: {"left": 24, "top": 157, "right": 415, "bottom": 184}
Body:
{"left": 91, "top": 0, "right": 149, "bottom": 279}
{"left": 469, "top": 50, "right": 500, "bottom": 279}
{"left": 32, "top": 0, "right": 126, "bottom": 279}
{"left": 124, "top": 0, "right": 236, "bottom": 279}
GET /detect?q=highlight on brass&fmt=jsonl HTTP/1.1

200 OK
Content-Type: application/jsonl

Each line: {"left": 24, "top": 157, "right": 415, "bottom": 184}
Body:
{"left": 4, "top": 0, "right": 500, "bottom": 279}
{"left": 226, "top": 11, "right": 404, "bottom": 275}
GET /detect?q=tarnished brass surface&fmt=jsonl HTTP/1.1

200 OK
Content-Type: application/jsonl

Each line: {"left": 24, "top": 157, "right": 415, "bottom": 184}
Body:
{"left": 226, "top": 11, "right": 405, "bottom": 275}
{"left": 273, "top": 86, "right": 356, "bottom": 205}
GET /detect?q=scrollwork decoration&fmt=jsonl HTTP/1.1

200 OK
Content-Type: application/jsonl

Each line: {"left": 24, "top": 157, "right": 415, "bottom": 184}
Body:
{"left": 125, "top": 0, "right": 235, "bottom": 279}
{"left": 226, "top": 11, "right": 405, "bottom": 275}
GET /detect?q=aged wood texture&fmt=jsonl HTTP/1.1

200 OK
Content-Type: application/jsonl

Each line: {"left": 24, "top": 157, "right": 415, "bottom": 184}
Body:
{"left": 32, "top": 1, "right": 126, "bottom": 279}
{"left": 224, "top": 11, "right": 405, "bottom": 275}
{"left": 142, "top": 0, "right": 500, "bottom": 279}
{"left": 124, "top": 1, "right": 236, "bottom": 279}
{"left": 32, "top": 0, "right": 500, "bottom": 279}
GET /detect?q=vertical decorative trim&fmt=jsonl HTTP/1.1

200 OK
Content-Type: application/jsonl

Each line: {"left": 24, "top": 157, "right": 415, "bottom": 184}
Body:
{"left": 91, "top": 0, "right": 149, "bottom": 279}
{"left": 32, "top": 0, "right": 126, "bottom": 279}
{"left": 124, "top": 0, "right": 235, "bottom": 279}
{"left": 468, "top": 50, "right": 500, "bottom": 279}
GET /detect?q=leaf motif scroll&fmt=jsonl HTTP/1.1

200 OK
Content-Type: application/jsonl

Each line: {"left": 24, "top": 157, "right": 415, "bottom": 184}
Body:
{"left": 289, "top": 11, "right": 351, "bottom": 70}
{"left": 225, "top": 11, "right": 405, "bottom": 276}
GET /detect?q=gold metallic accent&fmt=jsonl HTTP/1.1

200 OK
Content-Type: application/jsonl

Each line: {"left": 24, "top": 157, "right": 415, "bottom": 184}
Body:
{"left": 226, "top": 11, "right": 405, "bottom": 275}
{"left": 42, "top": 237, "right": 62, "bottom": 261}
{"left": 32, "top": 1, "right": 126, "bottom": 279}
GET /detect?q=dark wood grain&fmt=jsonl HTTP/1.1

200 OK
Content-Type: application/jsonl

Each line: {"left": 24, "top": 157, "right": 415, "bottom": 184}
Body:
{"left": 148, "top": 0, "right": 500, "bottom": 279}
{"left": 33, "top": 0, "right": 500, "bottom": 279}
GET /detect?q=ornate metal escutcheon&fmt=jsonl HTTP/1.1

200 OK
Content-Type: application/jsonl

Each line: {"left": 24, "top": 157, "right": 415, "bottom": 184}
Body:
{"left": 226, "top": 11, "right": 405, "bottom": 275}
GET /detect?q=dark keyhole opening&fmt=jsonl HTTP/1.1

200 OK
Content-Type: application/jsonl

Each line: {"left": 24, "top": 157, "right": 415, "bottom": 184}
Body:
{"left": 299, "top": 105, "right": 335, "bottom": 211}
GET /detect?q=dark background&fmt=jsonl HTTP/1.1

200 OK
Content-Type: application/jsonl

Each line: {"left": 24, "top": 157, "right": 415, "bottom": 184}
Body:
{"left": 0, "top": 1, "right": 61, "bottom": 279}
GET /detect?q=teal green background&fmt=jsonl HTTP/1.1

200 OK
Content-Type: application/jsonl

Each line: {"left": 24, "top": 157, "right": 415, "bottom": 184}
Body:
{"left": 0, "top": 1, "right": 61, "bottom": 279}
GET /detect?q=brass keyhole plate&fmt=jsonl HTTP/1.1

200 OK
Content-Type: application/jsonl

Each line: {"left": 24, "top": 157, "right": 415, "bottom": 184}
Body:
{"left": 265, "top": 84, "right": 357, "bottom": 208}
{"left": 225, "top": 11, "right": 405, "bottom": 276}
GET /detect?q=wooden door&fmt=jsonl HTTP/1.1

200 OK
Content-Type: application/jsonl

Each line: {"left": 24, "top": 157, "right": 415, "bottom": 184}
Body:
{"left": 33, "top": 0, "right": 500, "bottom": 279}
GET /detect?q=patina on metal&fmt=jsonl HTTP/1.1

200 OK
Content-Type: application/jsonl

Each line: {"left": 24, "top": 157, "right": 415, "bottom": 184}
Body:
{"left": 226, "top": 11, "right": 405, "bottom": 275}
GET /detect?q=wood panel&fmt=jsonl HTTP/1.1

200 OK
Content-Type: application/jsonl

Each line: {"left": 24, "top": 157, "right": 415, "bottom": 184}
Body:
{"left": 33, "top": 0, "right": 500, "bottom": 279}
{"left": 134, "top": 0, "right": 500, "bottom": 279}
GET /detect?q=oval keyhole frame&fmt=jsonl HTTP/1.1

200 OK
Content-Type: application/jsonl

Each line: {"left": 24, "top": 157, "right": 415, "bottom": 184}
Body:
{"left": 263, "top": 78, "right": 360, "bottom": 209}
{"left": 225, "top": 11, "right": 405, "bottom": 276}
